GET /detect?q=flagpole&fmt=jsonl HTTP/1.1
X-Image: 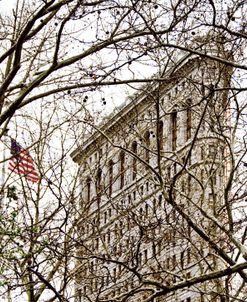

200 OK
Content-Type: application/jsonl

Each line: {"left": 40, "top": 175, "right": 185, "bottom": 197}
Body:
{"left": 0, "top": 128, "right": 10, "bottom": 301}
{"left": 0, "top": 128, "right": 9, "bottom": 203}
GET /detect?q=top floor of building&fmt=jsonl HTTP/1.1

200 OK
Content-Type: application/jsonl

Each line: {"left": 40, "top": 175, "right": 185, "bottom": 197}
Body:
{"left": 71, "top": 52, "right": 232, "bottom": 215}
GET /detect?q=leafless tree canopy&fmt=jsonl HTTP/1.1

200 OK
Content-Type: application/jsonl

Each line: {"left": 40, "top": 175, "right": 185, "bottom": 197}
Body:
{"left": 0, "top": 0, "right": 247, "bottom": 130}
{"left": 0, "top": 0, "right": 247, "bottom": 301}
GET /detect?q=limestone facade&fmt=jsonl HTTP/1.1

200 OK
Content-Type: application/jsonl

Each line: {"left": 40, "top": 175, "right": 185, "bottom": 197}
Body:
{"left": 72, "top": 53, "right": 232, "bottom": 302}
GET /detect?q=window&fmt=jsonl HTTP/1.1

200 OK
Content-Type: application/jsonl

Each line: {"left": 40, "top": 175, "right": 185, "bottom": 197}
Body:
{"left": 172, "top": 254, "right": 176, "bottom": 269}
{"left": 94, "top": 152, "right": 97, "bottom": 161}
{"left": 201, "top": 146, "right": 205, "bottom": 160}
{"left": 120, "top": 199, "right": 124, "bottom": 208}
{"left": 172, "top": 209, "right": 176, "bottom": 221}
{"left": 153, "top": 199, "right": 156, "bottom": 213}
{"left": 220, "top": 146, "right": 225, "bottom": 159}
{"left": 108, "top": 160, "right": 114, "bottom": 196}
{"left": 133, "top": 191, "right": 136, "bottom": 200}
{"left": 167, "top": 166, "right": 171, "bottom": 181}
{"left": 77, "top": 289, "right": 82, "bottom": 302}
{"left": 144, "top": 131, "right": 150, "bottom": 162}
{"left": 131, "top": 141, "right": 137, "bottom": 180}
{"left": 180, "top": 250, "right": 185, "bottom": 268}
{"left": 96, "top": 168, "right": 102, "bottom": 202}
{"left": 173, "top": 163, "right": 177, "bottom": 174}
{"left": 158, "top": 195, "right": 162, "bottom": 207}
{"left": 114, "top": 223, "right": 118, "bottom": 236}
{"left": 113, "top": 268, "right": 117, "bottom": 282}
{"left": 140, "top": 185, "right": 144, "bottom": 195}
{"left": 119, "top": 151, "right": 125, "bottom": 189}
{"left": 158, "top": 120, "right": 164, "bottom": 150}
{"left": 127, "top": 216, "right": 130, "bottom": 229}
{"left": 152, "top": 244, "right": 156, "bottom": 257}
{"left": 90, "top": 261, "right": 94, "bottom": 271}
{"left": 157, "top": 241, "right": 162, "bottom": 256}
{"left": 200, "top": 293, "right": 204, "bottom": 302}
{"left": 145, "top": 203, "right": 149, "bottom": 216}
{"left": 210, "top": 169, "right": 217, "bottom": 186}
{"left": 139, "top": 207, "right": 143, "bottom": 215}
{"left": 188, "top": 225, "right": 191, "bottom": 238}
{"left": 139, "top": 252, "right": 142, "bottom": 265}
{"left": 106, "top": 274, "right": 109, "bottom": 285}
{"left": 209, "top": 144, "right": 216, "bottom": 158}
{"left": 187, "top": 248, "right": 191, "bottom": 265}
{"left": 186, "top": 99, "right": 192, "bottom": 140}
{"left": 166, "top": 257, "right": 170, "bottom": 270}
{"left": 144, "top": 249, "right": 148, "bottom": 263}
{"left": 95, "top": 238, "right": 99, "bottom": 250}
{"left": 171, "top": 111, "right": 177, "bottom": 151}
{"left": 119, "top": 221, "right": 123, "bottom": 237}
{"left": 188, "top": 174, "right": 191, "bottom": 194}
{"left": 86, "top": 177, "right": 91, "bottom": 202}
{"left": 181, "top": 179, "right": 185, "bottom": 192}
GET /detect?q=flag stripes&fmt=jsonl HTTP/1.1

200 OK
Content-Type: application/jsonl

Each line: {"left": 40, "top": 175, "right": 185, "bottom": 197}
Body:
{"left": 8, "top": 139, "right": 40, "bottom": 183}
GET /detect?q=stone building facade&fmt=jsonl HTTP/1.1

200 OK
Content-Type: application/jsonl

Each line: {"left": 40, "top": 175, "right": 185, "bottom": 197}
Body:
{"left": 71, "top": 52, "right": 232, "bottom": 302}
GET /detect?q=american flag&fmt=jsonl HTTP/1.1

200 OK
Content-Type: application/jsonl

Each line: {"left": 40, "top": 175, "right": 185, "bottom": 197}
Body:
{"left": 8, "top": 139, "right": 40, "bottom": 183}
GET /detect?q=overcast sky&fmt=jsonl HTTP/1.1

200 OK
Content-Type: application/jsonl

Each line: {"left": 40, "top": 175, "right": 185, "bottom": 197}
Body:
{"left": 0, "top": 0, "right": 16, "bottom": 12}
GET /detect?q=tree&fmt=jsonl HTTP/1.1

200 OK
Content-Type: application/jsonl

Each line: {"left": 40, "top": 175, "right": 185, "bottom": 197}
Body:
{"left": 72, "top": 53, "right": 247, "bottom": 301}
{"left": 0, "top": 98, "right": 86, "bottom": 301}
{"left": 0, "top": 0, "right": 247, "bottom": 301}
{"left": 0, "top": 0, "right": 247, "bottom": 133}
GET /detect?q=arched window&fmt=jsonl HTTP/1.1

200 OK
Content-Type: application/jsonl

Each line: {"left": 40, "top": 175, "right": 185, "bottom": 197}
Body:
{"left": 171, "top": 111, "right": 177, "bottom": 151}
{"left": 144, "top": 131, "right": 150, "bottom": 162}
{"left": 119, "top": 151, "right": 125, "bottom": 189}
{"left": 158, "top": 120, "right": 164, "bottom": 151}
{"left": 108, "top": 160, "right": 113, "bottom": 196}
{"left": 131, "top": 141, "right": 137, "bottom": 180}
{"left": 86, "top": 177, "right": 91, "bottom": 202}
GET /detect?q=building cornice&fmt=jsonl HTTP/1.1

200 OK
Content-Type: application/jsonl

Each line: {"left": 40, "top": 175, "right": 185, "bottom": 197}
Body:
{"left": 71, "top": 54, "right": 202, "bottom": 163}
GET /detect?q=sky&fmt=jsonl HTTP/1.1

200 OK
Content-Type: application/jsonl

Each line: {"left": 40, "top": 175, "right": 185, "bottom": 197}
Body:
{"left": 0, "top": 0, "right": 16, "bottom": 13}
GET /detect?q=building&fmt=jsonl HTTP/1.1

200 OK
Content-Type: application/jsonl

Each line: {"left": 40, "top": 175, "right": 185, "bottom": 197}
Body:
{"left": 71, "top": 50, "right": 232, "bottom": 302}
